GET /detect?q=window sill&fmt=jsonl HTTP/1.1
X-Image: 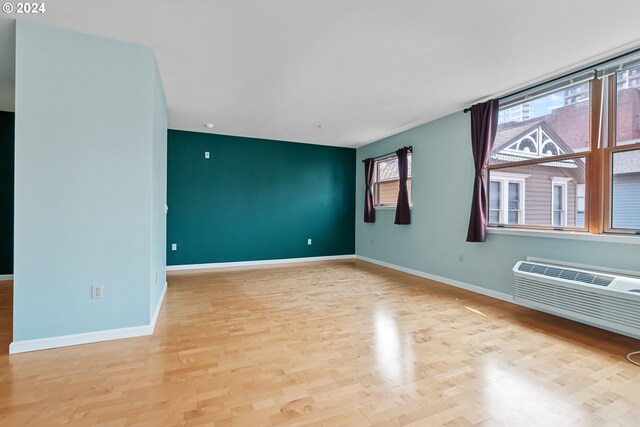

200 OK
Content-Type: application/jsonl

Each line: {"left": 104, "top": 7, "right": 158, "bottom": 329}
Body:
{"left": 375, "top": 206, "right": 413, "bottom": 211}
{"left": 487, "top": 227, "right": 640, "bottom": 245}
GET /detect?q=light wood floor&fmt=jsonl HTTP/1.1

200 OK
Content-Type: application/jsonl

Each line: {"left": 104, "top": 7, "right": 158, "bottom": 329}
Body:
{"left": 0, "top": 260, "right": 639, "bottom": 426}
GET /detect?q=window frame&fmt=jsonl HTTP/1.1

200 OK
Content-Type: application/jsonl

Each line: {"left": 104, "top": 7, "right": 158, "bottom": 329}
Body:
{"left": 488, "top": 80, "right": 593, "bottom": 232}
{"left": 603, "top": 73, "right": 640, "bottom": 234}
{"left": 488, "top": 171, "right": 528, "bottom": 225}
{"left": 576, "top": 183, "right": 586, "bottom": 227}
{"left": 551, "top": 177, "right": 571, "bottom": 228}
{"left": 373, "top": 153, "right": 412, "bottom": 209}
{"left": 488, "top": 71, "right": 640, "bottom": 236}
{"left": 489, "top": 179, "right": 502, "bottom": 224}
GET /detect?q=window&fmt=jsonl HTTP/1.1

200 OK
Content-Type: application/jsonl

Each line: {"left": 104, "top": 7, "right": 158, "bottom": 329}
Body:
{"left": 373, "top": 153, "right": 411, "bottom": 207}
{"left": 608, "top": 72, "right": 640, "bottom": 232}
{"left": 552, "top": 178, "right": 571, "bottom": 227}
{"left": 489, "top": 172, "right": 527, "bottom": 224}
{"left": 576, "top": 183, "right": 585, "bottom": 227}
{"left": 610, "top": 151, "right": 640, "bottom": 229}
{"left": 552, "top": 184, "right": 565, "bottom": 226}
{"left": 489, "top": 181, "right": 501, "bottom": 223}
{"left": 490, "top": 83, "right": 588, "bottom": 230}
{"left": 488, "top": 58, "right": 640, "bottom": 235}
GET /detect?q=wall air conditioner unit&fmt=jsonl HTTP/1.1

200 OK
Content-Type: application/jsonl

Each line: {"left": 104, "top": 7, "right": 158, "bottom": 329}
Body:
{"left": 513, "top": 260, "right": 640, "bottom": 340}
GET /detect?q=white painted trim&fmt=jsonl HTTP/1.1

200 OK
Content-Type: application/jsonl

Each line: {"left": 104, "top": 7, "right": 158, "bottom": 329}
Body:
{"left": 167, "top": 254, "right": 356, "bottom": 271}
{"left": 355, "top": 255, "right": 513, "bottom": 303}
{"left": 10, "top": 279, "right": 169, "bottom": 354}
{"left": 487, "top": 227, "right": 640, "bottom": 244}
{"left": 489, "top": 174, "right": 526, "bottom": 225}
{"left": 9, "top": 324, "right": 152, "bottom": 354}
{"left": 150, "top": 282, "right": 167, "bottom": 333}
{"left": 551, "top": 176, "right": 573, "bottom": 183}
{"left": 0, "top": 274, "right": 13, "bottom": 282}
{"left": 490, "top": 171, "right": 531, "bottom": 181}
{"left": 551, "top": 178, "right": 569, "bottom": 227}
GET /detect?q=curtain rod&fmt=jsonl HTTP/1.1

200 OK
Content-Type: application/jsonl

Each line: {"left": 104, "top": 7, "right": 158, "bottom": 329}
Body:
{"left": 361, "top": 146, "right": 412, "bottom": 163}
{"left": 462, "top": 46, "right": 640, "bottom": 113}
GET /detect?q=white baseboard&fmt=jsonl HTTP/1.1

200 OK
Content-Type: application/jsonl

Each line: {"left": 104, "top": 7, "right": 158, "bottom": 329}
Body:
{"left": 150, "top": 281, "right": 167, "bottom": 333}
{"left": 9, "top": 324, "right": 152, "bottom": 354}
{"left": 0, "top": 274, "right": 13, "bottom": 282}
{"left": 10, "top": 280, "right": 169, "bottom": 354}
{"left": 167, "top": 254, "right": 356, "bottom": 271}
{"left": 355, "top": 255, "right": 513, "bottom": 303}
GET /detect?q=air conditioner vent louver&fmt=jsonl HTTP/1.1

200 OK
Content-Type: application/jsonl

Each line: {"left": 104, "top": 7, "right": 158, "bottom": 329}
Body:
{"left": 559, "top": 270, "right": 579, "bottom": 281}
{"left": 518, "top": 262, "right": 535, "bottom": 273}
{"left": 575, "top": 272, "right": 596, "bottom": 285}
{"left": 544, "top": 267, "right": 562, "bottom": 278}
{"left": 592, "top": 276, "right": 615, "bottom": 287}
{"left": 518, "top": 262, "right": 614, "bottom": 286}
{"left": 513, "top": 261, "right": 640, "bottom": 340}
{"left": 532, "top": 264, "right": 547, "bottom": 275}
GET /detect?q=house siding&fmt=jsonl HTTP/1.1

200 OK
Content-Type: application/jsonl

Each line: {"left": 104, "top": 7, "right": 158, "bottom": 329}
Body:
{"left": 612, "top": 173, "right": 640, "bottom": 229}
{"left": 377, "top": 178, "right": 411, "bottom": 206}
{"left": 492, "top": 165, "right": 581, "bottom": 227}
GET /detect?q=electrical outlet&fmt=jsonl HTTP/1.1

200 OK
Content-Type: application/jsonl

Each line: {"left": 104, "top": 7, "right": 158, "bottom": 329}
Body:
{"left": 205, "top": 152, "right": 210, "bottom": 159}
{"left": 370, "top": 239, "right": 374, "bottom": 247}
{"left": 171, "top": 243, "right": 177, "bottom": 251}
{"left": 92, "top": 284, "right": 103, "bottom": 299}
{"left": 459, "top": 254, "right": 464, "bottom": 263}
{"left": 308, "top": 238, "right": 312, "bottom": 245}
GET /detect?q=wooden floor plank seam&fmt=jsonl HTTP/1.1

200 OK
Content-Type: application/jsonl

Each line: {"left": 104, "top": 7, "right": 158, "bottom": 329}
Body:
{"left": 0, "top": 259, "right": 638, "bottom": 426}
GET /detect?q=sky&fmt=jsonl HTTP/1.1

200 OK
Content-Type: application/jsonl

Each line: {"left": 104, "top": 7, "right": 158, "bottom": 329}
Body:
{"left": 532, "top": 92, "right": 565, "bottom": 116}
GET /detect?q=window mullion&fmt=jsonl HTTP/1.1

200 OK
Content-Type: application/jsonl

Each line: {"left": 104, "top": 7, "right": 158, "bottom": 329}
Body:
{"left": 604, "top": 74, "right": 619, "bottom": 233}
{"left": 588, "top": 78, "right": 605, "bottom": 234}
{"left": 502, "top": 180, "right": 508, "bottom": 224}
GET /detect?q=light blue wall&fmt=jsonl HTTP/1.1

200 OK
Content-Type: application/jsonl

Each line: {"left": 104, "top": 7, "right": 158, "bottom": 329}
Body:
{"left": 14, "top": 21, "right": 166, "bottom": 341}
{"left": 355, "top": 111, "right": 640, "bottom": 296}
{"left": 150, "top": 61, "right": 167, "bottom": 317}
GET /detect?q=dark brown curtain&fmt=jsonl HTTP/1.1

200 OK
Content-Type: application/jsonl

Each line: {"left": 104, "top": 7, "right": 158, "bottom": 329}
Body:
{"left": 466, "top": 99, "right": 499, "bottom": 242}
{"left": 364, "top": 158, "right": 375, "bottom": 223}
{"left": 394, "top": 147, "right": 411, "bottom": 225}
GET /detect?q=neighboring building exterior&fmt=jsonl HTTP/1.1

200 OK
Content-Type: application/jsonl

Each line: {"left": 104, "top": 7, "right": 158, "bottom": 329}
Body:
{"left": 612, "top": 149, "right": 640, "bottom": 228}
{"left": 565, "top": 66, "right": 640, "bottom": 105}
{"left": 491, "top": 120, "right": 584, "bottom": 227}
{"left": 616, "top": 66, "right": 640, "bottom": 90}
{"left": 564, "top": 84, "right": 589, "bottom": 105}
{"left": 493, "top": 85, "right": 640, "bottom": 229}
{"left": 498, "top": 102, "right": 534, "bottom": 123}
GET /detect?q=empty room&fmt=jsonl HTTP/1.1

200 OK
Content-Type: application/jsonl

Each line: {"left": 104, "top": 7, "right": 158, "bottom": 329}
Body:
{"left": 1, "top": 1, "right": 640, "bottom": 426}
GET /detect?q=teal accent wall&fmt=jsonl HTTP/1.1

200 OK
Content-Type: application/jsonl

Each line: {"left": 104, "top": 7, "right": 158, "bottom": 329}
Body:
{"left": 356, "top": 111, "right": 640, "bottom": 297}
{"left": 13, "top": 21, "right": 166, "bottom": 341}
{"left": 167, "top": 130, "right": 355, "bottom": 265}
{"left": 0, "top": 111, "right": 13, "bottom": 275}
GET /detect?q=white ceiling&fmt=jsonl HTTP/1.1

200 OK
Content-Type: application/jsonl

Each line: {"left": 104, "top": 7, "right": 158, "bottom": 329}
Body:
{"left": 1, "top": 0, "right": 639, "bottom": 148}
